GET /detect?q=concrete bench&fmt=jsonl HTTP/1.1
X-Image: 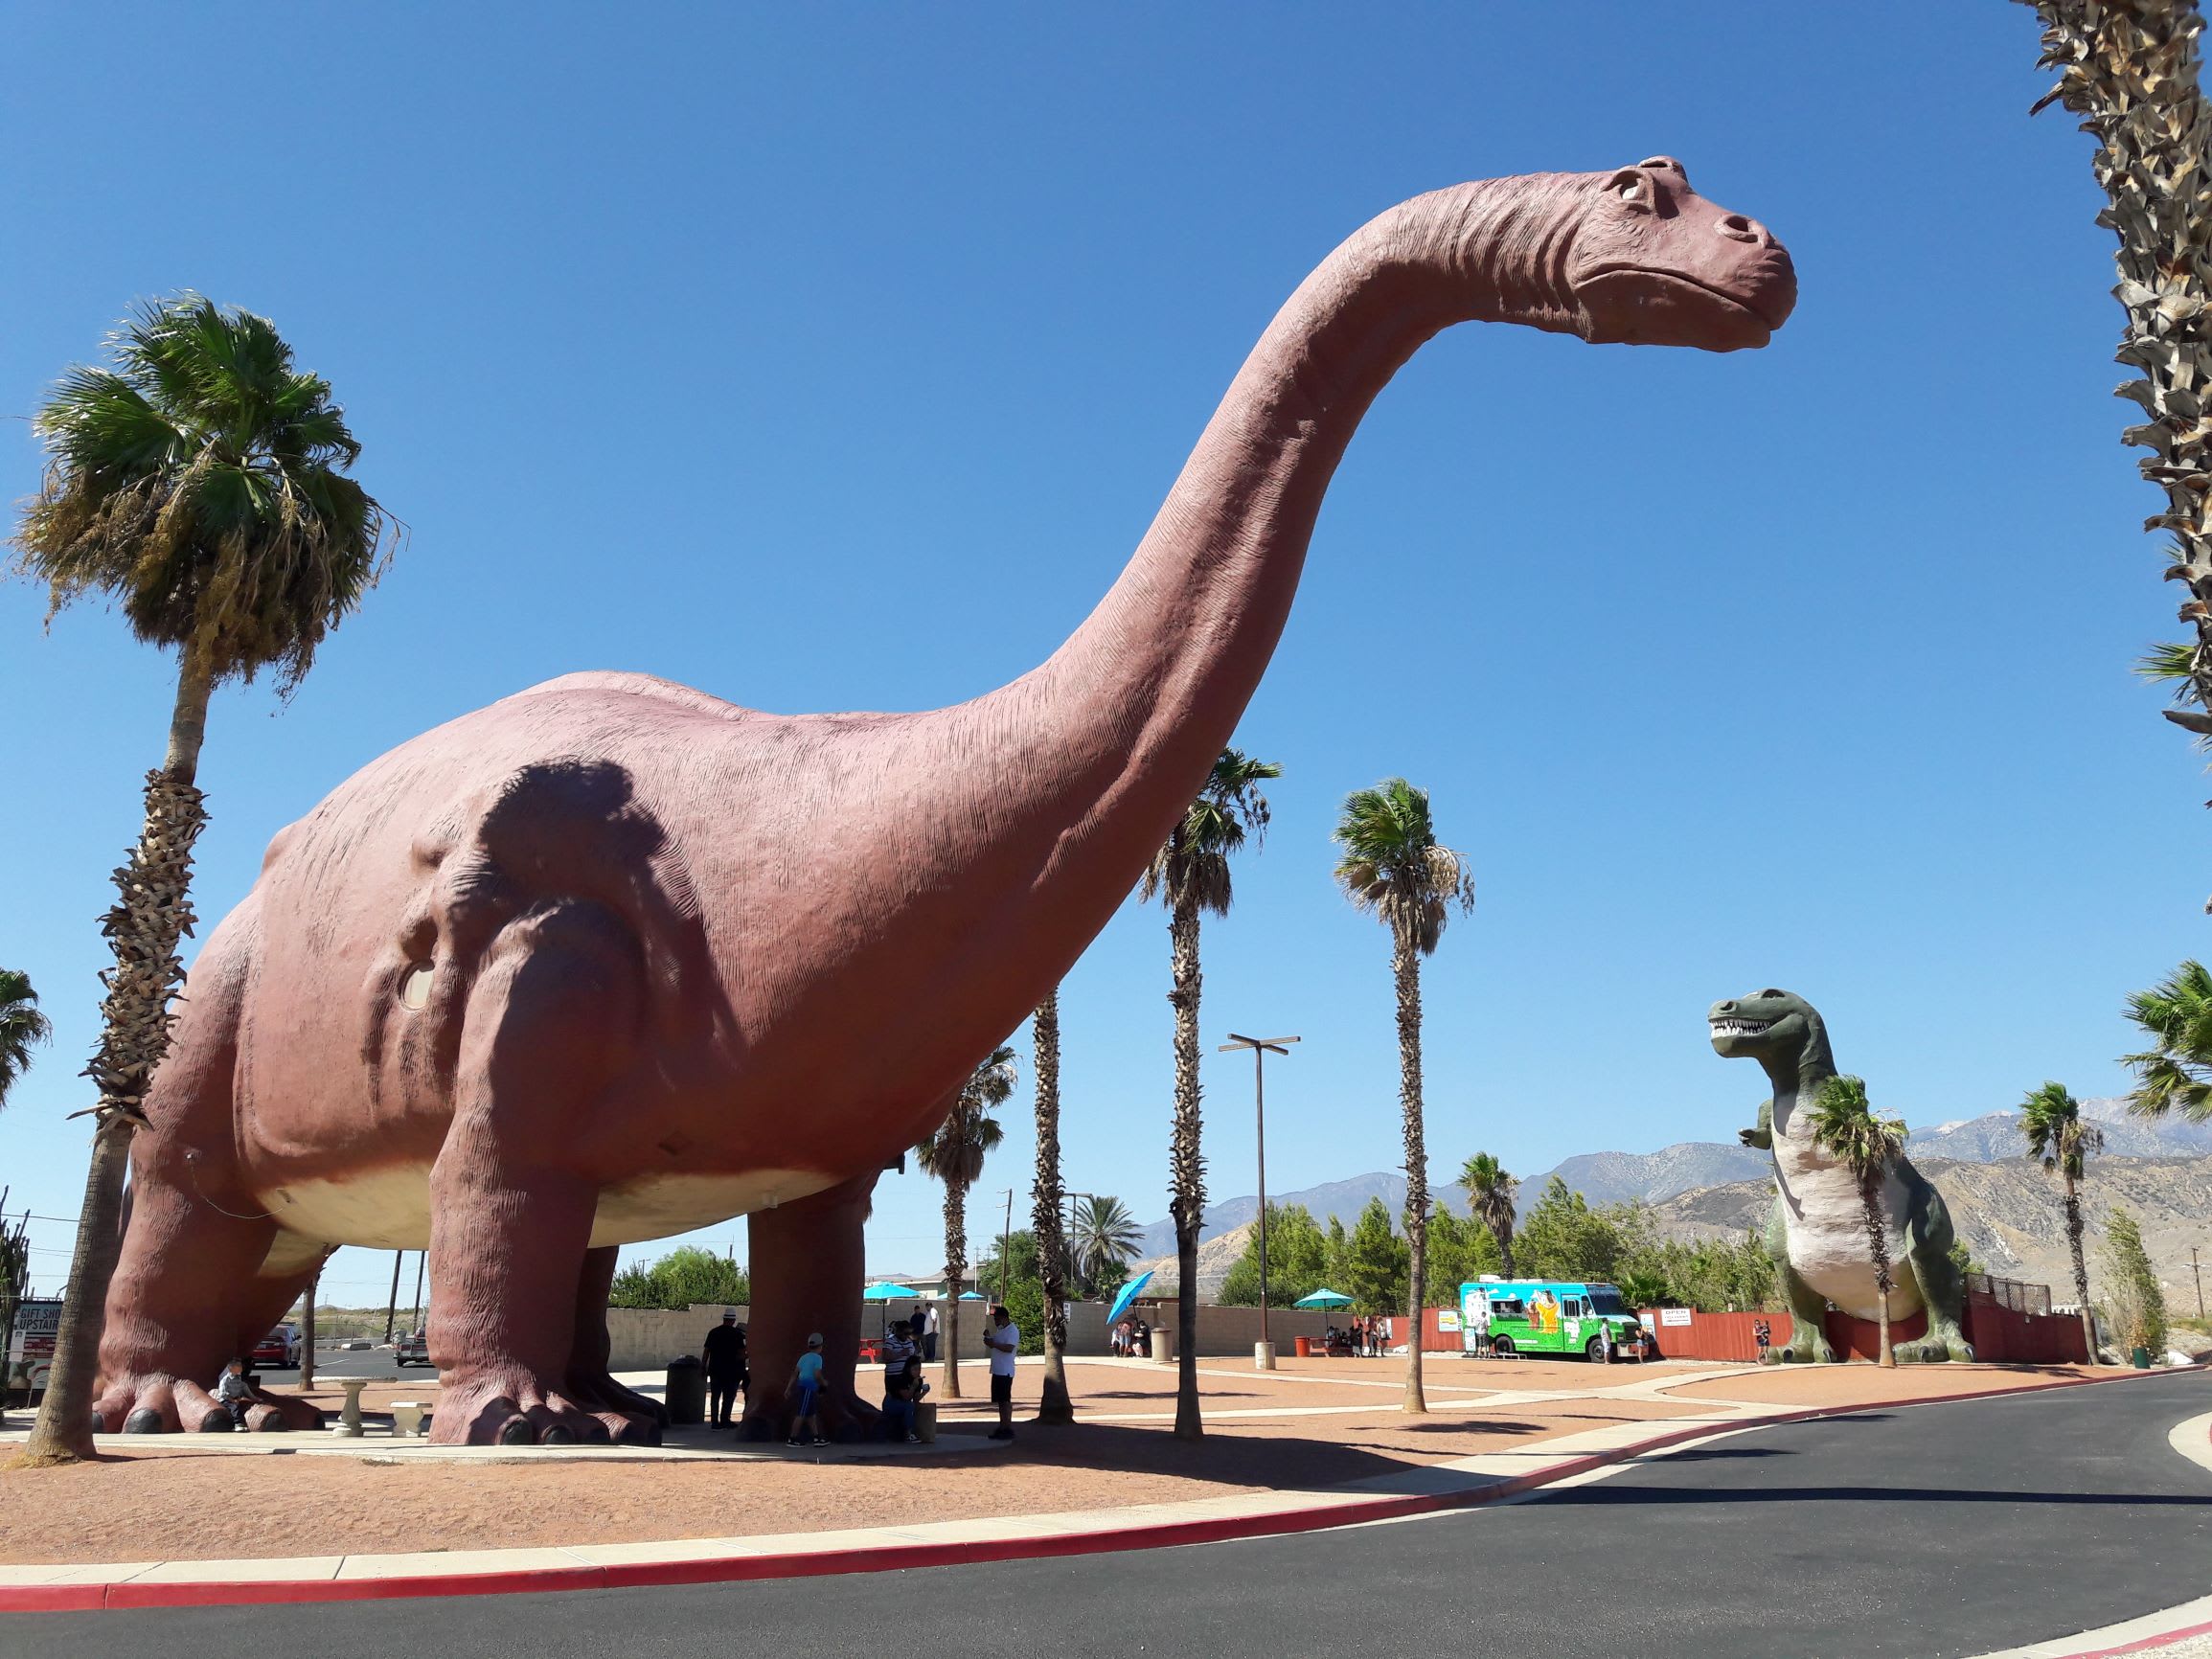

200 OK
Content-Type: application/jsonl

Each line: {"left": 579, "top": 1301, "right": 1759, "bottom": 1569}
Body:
{"left": 388, "top": 1400, "right": 428, "bottom": 1438}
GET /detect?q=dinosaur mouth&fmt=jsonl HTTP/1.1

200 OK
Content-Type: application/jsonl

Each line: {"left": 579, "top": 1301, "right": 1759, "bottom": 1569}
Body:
{"left": 1709, "top": 1018, "right": 1772, "bottom": 1037}
{"left": 1576, "top": 266, "right": 1785, "bottom": 347}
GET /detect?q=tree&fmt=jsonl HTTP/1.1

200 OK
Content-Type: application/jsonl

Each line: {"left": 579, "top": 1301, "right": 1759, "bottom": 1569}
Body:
{"left": 2101, "top": 1207, "right": 2169, "bottom": 1360}
{"left": 2020, "top": 1079, "right": 2105, "bottom": 1360}
{"left": 2015, "top": 4, "right": 2212, "bottom": 785}
{"left": 1334, "top": 778, "right": 1476, "bottom": 1414}
{"left": 0, "top": 971, "right": 54, "bottom": 1113}
{"left": 606, "top": 1246, "right": 752, "bottom": 1309}
{"left": 2122, "top": 961, "right": 2212, "bottom": 1122}
{"left": 1515, "top": 1178, "right": 1650, "bottom": 1284}
{"left": 1027, "top": 989, "right": 1073, "bottom": 1423}
{"left": 1459, "top": 1151, "right": 1517, "bottom": 1279}
{"left": 1068, "top": 1195, "right": 1143, "bottom": 1299}
{"left": 1807, "top": 1074, "right": 1906, "bottom": 1368}
{"left": 977, "top": 1231, "right": 1047, "bottom": 1356}
{"left": 1423, "top": 1201, "right": 1502, "bottom": 1307}
{"left": 1344, "top": 1197, "right": 1410, "bottom": 1317}
{"left": 1218, "top": 1204, "right": 1333, "bottom": 1308}
{"left": 917, "top": 1043, "right": 1015, "bottom": 1398}
{"left": 12, "top": 296, "right": 395, "bottom": 1464}
{"left": 1141, "top": 746, "right": 1280, "bottom": 1441}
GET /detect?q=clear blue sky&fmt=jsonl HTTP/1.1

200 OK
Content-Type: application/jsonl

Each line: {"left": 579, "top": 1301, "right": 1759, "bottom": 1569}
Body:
{"left": 2, "top": 3, "right": 2201, "bottom": 1309}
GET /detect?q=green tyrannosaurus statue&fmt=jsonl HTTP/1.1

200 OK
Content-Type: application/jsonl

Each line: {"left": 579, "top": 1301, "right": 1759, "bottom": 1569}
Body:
{"left": 1709, "top": 989, "right": 1973, "bottom": 1364}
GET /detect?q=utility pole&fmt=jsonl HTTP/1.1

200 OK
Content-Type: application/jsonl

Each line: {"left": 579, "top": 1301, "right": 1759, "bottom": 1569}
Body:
{"left": 1000, "top": 1189, "right": 1015, "bottom": 1303}
{"left": 410, "top": 1251, "right": 426, "bottom": 1333}
{"left": 1062, "top": 1192, "right": 1098, "bottom": 1295}
{"left": 2194, "top": 1246, "right": 2205, "bottom": 1321}
{"left": 383, "top": 1249, "right": 403, "bottom": 1345}
{"left": 1219, "top": 1034, "right": 1300, "bottom": 1371}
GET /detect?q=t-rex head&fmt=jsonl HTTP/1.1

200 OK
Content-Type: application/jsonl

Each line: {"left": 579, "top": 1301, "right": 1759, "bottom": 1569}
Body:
{"left": 1561, "top": 157, "right": 1795, "bottom": 352}
{"left": 1707, "top": 988, "right": 1831, "bottom": 1073}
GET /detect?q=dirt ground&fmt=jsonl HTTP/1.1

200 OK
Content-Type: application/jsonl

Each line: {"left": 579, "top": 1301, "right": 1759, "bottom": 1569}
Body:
{"left": 0, "top": 1355, "right": 2124, "bottom": 1566}
{"left": 1662, "top": 1360, "right": 2117, "bottom": 1406}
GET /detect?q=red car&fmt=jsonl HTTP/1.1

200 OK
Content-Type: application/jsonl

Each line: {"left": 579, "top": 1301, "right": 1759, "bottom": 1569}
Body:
{"left": 250, "top": 1325, "right": 301, "bottom": 1369}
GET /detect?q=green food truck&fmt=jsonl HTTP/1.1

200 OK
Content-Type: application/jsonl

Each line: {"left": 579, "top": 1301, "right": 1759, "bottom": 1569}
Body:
{"left": 1459, "top": 1278, "right": 1645, "bottom": 1361}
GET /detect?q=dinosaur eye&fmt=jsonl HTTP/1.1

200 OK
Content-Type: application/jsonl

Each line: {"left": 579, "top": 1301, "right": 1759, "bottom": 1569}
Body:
{"left": 1758, "top": 989, "right": 1783, "bottom": 999}
{"left": 1608, "top": 170, "right": 1653, "bottom": 212}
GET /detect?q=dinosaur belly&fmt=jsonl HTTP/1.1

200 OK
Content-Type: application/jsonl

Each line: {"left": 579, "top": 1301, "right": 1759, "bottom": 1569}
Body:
{"left": 1774, "top": 1155, "right": 1923, "bottom": 1324}
{"left": 253, "top": 1165, "right": 838, "bottom": 1252}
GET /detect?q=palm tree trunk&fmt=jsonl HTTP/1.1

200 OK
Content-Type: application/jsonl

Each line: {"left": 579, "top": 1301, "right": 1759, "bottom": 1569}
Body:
{"left": 1030, "top": 988, "right": 1073, "bottom": 1424}
{"left": 24, "top": 654, "right": 213, "bottom": 1465}
{"left": 1168, "top": 900, "right": 1205, "bottom": 1442}
{"left": 942, "top": 1181, "right": 967, "bottom": 1400}
{"left": 2064, "top": 1170, "right": 2096, "bottom": 1361}
{"left": 1393, "top": 933, "right": 1428, "bottom": 1414}
{"left": 1492, "top": 1206, "right": 1516, "bottom": 1280}
{"left": 1861, "top": 1178, "right": 1894, "bottom": 1368}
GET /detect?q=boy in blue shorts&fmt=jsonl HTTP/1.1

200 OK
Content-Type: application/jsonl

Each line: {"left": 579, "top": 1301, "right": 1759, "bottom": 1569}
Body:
{"left": 787, "top": 1331, "right": 828, "bottom": 1447}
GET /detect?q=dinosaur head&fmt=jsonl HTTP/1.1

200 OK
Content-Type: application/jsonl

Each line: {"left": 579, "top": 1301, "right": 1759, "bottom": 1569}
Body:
{"left": 1561, "top": 157, "right": 1794, "bottom": 352}
{"left": 1707, "top": 988, "right": 1830, "bottom": 1073}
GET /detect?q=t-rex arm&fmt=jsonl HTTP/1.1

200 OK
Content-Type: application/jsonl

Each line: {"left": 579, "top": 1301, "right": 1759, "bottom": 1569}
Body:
{"left": 1738, "top": 1099, "right": 1772, "bottom": 1150}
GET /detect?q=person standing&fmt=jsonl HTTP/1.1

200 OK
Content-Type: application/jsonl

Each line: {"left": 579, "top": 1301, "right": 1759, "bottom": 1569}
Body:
{"left": 1596, "top": 1319, "right": 1614, "bottom": 1365}
{"left": 918, "top": 1299, "right": 939, "bottom": 1364}
{"left": 701, "top": 1309, "right": 747, "bottom": 1428}
{"left": 1471, "top": 1298, "right": 1491, "bottom": 1358}
{"left": 787, "top": 1332, "right": 828, "bottom": 1447}
{"left": 983, "top": 1303, "right": 1020, "bottom": 1442}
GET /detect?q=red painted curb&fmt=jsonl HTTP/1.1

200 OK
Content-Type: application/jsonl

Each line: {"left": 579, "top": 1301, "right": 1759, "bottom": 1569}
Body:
{"left": 2066, "top": 1616, "right": 2212, "bottom": 1657}
{"left": 0, "top": 1365, "right": 2167, "bottom": 1614}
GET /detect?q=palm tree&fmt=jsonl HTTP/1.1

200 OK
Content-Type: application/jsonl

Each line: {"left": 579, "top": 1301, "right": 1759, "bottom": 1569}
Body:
{"left": 2122, "top": 961, "right": 2212, "bottom": 1121}
{"left": 11, "top": 295, "right": 395, "bottom": 1464}
{"left": 2020, "top": 1080, "right": 2105, "bottom": 1361}
{"left": 1029, "top": 989, "right": 1074, "bottom": 1424}
{"left": 917, "top": 1044, "right": 1015, "bottom": 1399}
{"left": 1069, "top": 1195, "right": 1143, "bottom": 1295}
{"left": 1807, "top": 1074, "right": 1906, "bottom": 1368}
{"left": 0, "top": 971, "right": 54, "bottom": 1112}
{"left": 1141, "top": 747, "right": 1280, "bottom": 1441}
{"left": 1334, "top": 778, "right": 1476, "bottom": 1414}
{"left": 1459, "top": 1152, "right": 1517, "bottom": 1279}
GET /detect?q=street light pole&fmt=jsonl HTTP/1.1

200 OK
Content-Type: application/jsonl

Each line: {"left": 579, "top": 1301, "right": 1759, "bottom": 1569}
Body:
{"left": 1220, "top": 1034, "right": 1299, "bottom": 1371}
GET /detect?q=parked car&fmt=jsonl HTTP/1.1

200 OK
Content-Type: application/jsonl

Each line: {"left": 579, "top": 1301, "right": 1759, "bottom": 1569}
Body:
{"left": 397, "top": 1329, "right": 429, "bottom": 1367}
{"left": 250, "top": 1324, "right": 301, "bottom": 1369}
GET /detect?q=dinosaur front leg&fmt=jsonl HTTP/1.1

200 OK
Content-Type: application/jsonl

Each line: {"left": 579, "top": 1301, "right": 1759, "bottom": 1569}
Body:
{"left": 424, "top": 901, "right": 641, "bottom": 1446}
{"left": 1896, "top": 1182, "right": 1974, "bottom": 1364}
{"left": 1767, "top": 1199, "right": 1836, "bottom": 1364}
{"left": 562, "top": 1244, "right": 668, "bottom": 1443}
{"left": 742, "top": 1171, "right": 881, "bottom": 1443}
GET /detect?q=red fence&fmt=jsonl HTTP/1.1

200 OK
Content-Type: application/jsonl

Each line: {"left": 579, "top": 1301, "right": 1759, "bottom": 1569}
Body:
{"left": 1634, "top": 1292, "right": 2087, "bottom": 1366}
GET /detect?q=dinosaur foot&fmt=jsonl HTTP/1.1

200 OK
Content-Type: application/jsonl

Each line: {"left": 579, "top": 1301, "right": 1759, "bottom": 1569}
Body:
{"left": 91, "top": 1375, "right": 324, "bottom": 1434}
{"left": 562, "top": 1364, "right": 666, "bottom": 1444}
{"left": 433, "top": 1366, "right": 651, "bottom": 1445}
{"left": 1778, "top": 1342, "right": 1837, "bottom": 1365}
{"left": 1894, "top": 1331, "right": 1973, "bottom": 1365}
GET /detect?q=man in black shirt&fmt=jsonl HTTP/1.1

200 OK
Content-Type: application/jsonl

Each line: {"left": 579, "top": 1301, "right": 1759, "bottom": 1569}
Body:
{"left": 702, "top": 1309, "right": 748, "bottom": 1427}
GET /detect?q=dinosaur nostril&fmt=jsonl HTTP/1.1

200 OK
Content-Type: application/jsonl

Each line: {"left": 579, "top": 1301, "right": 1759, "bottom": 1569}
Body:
{"left": 1718, "top": 213, "right": 1761, "bottom": 244}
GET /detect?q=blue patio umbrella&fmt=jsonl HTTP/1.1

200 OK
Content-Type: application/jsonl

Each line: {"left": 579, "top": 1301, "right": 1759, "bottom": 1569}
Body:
{"left": 958, "top": 1290, "right": 987, "bottom": 1301}
{"left": 1106, "top": 1269, "right": 1154, "bottom": 1329}
{"left": 863, "top": 1282, "right": 921, "bottom": 1337}
{"left": 1292, "top": 1288, "right": 1354, "bottom": 1310}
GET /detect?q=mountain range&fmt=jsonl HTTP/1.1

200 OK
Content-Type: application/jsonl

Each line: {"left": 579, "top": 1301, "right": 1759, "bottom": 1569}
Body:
{"left": 1129, "top": 1096, "right": 2212, "bottom": 1302}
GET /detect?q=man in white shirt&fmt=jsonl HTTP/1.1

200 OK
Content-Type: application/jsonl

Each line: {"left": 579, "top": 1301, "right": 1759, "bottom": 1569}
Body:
{"left": 919, "top": 1301, "right": 939, "bottom": 1363}
{"left": 983, "top": 1303, "right": 1019, "bottom": 1442}
{"left": 1471, "top": 1299, "right": 1492, "bottom": 1358}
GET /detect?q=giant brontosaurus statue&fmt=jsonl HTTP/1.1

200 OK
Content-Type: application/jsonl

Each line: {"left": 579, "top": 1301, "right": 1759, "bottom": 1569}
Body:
{"left": 94, "top": 161, "right": 1793, "bottom": 1444}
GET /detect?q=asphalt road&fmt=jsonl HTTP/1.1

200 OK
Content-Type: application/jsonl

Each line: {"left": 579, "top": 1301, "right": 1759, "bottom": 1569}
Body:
{"left": 14, "top": 1372, "right": 2212, "bottom": 1659}
{"left": 248, "top": 1346, "right": 421, "bottom": 1387}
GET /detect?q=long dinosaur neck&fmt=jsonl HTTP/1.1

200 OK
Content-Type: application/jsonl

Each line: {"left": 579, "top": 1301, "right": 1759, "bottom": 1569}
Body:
{"left": 946, "top": 176, "right": 1587, "bottom": 934}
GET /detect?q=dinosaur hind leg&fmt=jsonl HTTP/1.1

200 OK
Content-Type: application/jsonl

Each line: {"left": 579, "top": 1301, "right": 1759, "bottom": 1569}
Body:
{"left": 563, "top": 1245, "right": 667, "bottom": 1444}
{"left": 1897, "top": 1182, "right": 1974, "bottom": 1364}
{"left": 93, "top": 913, "right": 321, "bottom": 1433}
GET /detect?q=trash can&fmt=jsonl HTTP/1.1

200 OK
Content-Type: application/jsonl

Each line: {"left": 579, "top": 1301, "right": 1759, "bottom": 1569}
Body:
{"left": 1294, "top": 1336, "right": 1313, "bottom": 1359}
{"left": 914, "top": 1401, "right": 938, "bottom": 1444}
{"left": 1151, "top": 1326, "right": 1174, "bottom": 1364}
{"left": 664, "top": 1355, "right": 706, "bottom": 1424}
{"left": 2133, "top": 1346, "right": 2153, "bottom": 1370}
